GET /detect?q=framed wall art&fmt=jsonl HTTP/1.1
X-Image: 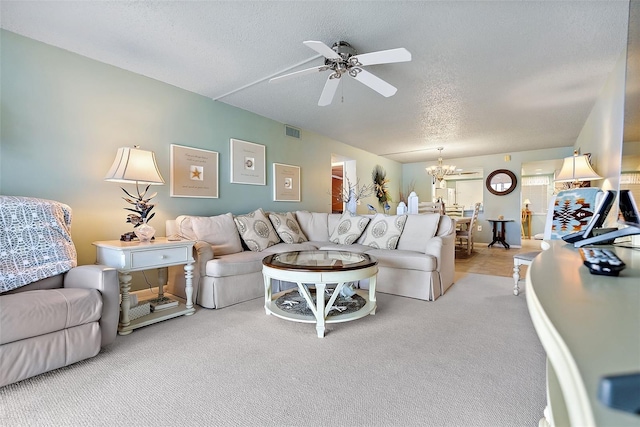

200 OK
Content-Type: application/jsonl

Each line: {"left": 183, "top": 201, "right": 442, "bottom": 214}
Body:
{"left": 170, "top": 144, "right": 219, "bottom": 198}
{"left": 273, "top": 163, "right": 301, "bottom": 202}
{"left": 230, "top": 138, "right": 266, "bottom": 185}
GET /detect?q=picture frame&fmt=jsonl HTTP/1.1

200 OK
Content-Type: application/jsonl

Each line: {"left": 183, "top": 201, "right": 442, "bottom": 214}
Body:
{"left": 170, "top": 144, "right": 219, "bottom": 198}
{"left": 273, "top": 163, "right": 301, "bottom": 202}
{"left": 230, "top": 138, "right": 266, "bottom": 185}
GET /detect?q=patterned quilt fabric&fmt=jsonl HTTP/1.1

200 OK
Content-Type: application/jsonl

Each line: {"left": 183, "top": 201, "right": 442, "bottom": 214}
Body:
{"left": 0, "top": 196, "right": 77, "bottom": 293}
{"left": 550, "top": 188, "right": 602, "bottom": 239}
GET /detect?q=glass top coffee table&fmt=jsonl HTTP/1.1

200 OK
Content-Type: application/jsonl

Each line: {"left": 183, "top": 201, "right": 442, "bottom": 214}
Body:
{"left": 262, "top": 250, "right": 378, "bottom": 338}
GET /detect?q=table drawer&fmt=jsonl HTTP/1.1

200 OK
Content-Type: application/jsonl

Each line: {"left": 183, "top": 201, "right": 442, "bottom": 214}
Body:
{"left": 130, "top": 246, "right": 190, "bottom": 269}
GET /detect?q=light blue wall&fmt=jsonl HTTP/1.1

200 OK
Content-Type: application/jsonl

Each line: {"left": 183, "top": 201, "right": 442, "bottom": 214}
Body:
{"left": 0, "top": 30, "right": 401, "bottom": 264}
{"left": 402, "top": 147, "right": 575, "bottom": 246}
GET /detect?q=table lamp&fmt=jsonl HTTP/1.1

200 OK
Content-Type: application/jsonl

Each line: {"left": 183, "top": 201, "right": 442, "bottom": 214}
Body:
{"left": 555, "top": 151, "right": 601, "bottom": 187}
{"left": 104, "top": 146, "right": 165, "bottom": 241}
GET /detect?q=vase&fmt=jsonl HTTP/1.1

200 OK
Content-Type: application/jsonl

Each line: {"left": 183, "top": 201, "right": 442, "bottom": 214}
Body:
{"left": 397, "top": 202, "right": 407, "bottom": 215}
{"left": 134, "top": 219, "right": 155, "bottom": 242}
{"left": 346, "top": 189, "right": 357, "bottom": 215}
{"left": 407, "top": 191, "right": 418, "bottom": 214}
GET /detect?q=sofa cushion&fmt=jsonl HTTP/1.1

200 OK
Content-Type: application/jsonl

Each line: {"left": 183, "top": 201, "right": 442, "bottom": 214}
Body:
{"left": 361, "top": 214, "right": 408, "bottom": 249}
{"left": 295, "top": 211, "right": 330, "bottom": 241}
{"left": 329, "top": 212, "right": 371, "bottom": 245}
{"left": 205, "top": 243, "right": 318, "bottom": 277}
{"left": 234, "top": 208, "right": 281, "bottom": 252}
{"left": 191, "top": 213, "right": 243, "bottom": 256}
{"left": 205, "top": 251, "right": 267, "bottom": 277}
{"left": 0, "top": 288, "right": 102, "bottom": 345}
{"left": 316, "top": 243, "right": 371, "bottom": 253}
{"left": 397, "top": 214, "right": 441, "bottom": 252}
{"left": 262, "top": 242, "right": 318, "bottom": 254}
{"left": 268, "top": 212, "right": 308, "bottom": 243}
{"left": 364, "top": 249, "right": 437, "bottom": 272}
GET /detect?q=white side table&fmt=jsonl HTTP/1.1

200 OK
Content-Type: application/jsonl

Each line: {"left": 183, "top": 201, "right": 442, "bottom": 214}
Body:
{"left": 93, "top": 238, "right": 196, "bottom": 335}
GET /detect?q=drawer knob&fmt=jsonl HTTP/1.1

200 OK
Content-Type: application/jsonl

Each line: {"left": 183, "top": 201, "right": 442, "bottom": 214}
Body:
{"left": 160, "top": 255, "right": 167, "bottom": 259}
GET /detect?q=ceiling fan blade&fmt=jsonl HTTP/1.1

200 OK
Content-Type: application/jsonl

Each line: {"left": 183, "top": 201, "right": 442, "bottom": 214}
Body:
{"left": 352, "top": 69, "right": 397, "bottom": 97}
{"left": 269, "top": 65, "right": 328, "bottom": 83}
{"left": 318, "top": 75, "right": 341, "bottom": 106}
{"left": 303, "top": 40, "right": 340, "bottom": 60}
{"left": 352, "top": 48, "right": 412, "bottom": 66}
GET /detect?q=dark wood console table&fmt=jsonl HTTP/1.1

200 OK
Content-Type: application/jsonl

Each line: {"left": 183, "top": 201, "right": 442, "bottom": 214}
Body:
{"left": 487, "top": 219, "right": 514, "bottom": 249}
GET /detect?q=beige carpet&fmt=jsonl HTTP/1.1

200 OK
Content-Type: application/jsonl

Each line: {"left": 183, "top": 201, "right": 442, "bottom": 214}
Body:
{"left": 0, "top": 273, "right": 546, "bottom": 426}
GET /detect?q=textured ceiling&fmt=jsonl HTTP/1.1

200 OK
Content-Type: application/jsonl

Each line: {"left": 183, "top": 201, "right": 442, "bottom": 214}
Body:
{"left": 0, "top": 1, "right": 631, "bottom": 164}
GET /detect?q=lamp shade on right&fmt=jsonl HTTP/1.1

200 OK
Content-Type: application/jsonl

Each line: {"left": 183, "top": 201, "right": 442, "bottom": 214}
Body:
{"left": 555, "top": 154, "right": 601, "bottom": 183}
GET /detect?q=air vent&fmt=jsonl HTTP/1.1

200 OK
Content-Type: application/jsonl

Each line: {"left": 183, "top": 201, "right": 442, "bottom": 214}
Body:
{"left": 285, "top": 125, "right": 300, "bottom": 139}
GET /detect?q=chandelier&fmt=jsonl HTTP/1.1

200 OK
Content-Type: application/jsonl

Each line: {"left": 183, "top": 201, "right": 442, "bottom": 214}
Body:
{"left": 426, "top": 147, "right": 456, "bottom": 182}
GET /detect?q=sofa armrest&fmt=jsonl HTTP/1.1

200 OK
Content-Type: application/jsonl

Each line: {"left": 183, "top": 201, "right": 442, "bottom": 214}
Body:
{"left": 194, "top": 241, "right": 214, "bottom": 275}
{"left": 424, "top": 236, "right": 444, "bottom": 265}
{"left": 424, "top": 233, "right": 455, "bottom": 294}
{"left": 64, "top": 265, "right": 119, "bottom": 347}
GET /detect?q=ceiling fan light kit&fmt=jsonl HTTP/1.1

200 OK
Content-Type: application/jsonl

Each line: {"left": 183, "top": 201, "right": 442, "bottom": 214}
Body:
{"left": 269, "top": 40, "right": 412, "bottom": 106}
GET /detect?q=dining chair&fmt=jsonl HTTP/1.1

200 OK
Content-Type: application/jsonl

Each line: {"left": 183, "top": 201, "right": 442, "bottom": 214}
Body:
{"left": 446, "top": 204, "right": 465, "bottom": 218}
{"left": 418, "top": 201, "right": 444, "bottom": 214}
{"left": 456, "top": 202, "right": 481, "bottom": 255}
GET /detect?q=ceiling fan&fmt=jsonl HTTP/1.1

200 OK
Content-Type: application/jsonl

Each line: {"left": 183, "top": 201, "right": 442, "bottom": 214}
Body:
{"left": 269, "top": 41, "right": 412, "bottom": 106}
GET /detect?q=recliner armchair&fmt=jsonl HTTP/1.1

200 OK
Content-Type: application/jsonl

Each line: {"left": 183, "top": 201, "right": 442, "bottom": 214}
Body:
{"left": 0, "top": 196, "right": 119, "bottom": 387}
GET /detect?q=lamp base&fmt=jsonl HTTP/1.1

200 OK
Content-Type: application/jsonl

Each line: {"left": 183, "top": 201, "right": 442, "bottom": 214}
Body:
{"left": 120, "top": 231, "right": 155, "bottom": 242}
{"left": 120, "top": 232, "right": 136, "bottom": 242}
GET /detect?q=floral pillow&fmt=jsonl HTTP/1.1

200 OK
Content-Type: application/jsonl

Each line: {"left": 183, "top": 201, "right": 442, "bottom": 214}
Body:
{"left": 329, "top": 212, "right": 371, "bottom": 245}
{"left": 361, "top": 214, "right": 408, "bottom": 249}
{"left": 234, "top": 208, "right": 281, "bottom": 252}
{"left": 268, "top": 212, "right": 308, "bottom": 244}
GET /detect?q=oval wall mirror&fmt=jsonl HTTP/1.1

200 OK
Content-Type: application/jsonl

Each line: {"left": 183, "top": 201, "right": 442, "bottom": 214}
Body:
{"left": 486, "top": 169, "right": 517, "bottom": 196}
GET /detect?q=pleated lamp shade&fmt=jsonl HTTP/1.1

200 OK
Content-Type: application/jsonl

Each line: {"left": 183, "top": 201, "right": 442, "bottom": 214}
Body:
{"left": 555, "top": 153, "right": 601, "bottom": 183}
{"left": 104, "top": 147, "right": 165, "bottom": 184}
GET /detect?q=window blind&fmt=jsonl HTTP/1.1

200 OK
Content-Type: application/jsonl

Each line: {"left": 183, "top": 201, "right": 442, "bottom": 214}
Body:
{"left": 620, "top": 173, "right": 640, "bottom": 205}
{"left": 522, "top": 175, "right": 553, "bottom": 214}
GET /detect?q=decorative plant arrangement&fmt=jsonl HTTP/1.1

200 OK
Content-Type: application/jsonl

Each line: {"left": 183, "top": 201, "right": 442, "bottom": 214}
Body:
{"left": 372, "top": 165, "right": 392, "bottom": 206}
{"left": 332, "top": 178, "right": 374, "bottom": 214}
{"left": 121, "top": 185, "right": 157, "bottom": 228}
{"left": 336, "top": 178, "right": 374, "bottom": 204}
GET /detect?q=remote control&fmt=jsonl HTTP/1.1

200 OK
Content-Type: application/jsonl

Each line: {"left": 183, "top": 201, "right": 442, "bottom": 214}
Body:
{"left": 579, "top": 248, "right": 626, "bottom": 276}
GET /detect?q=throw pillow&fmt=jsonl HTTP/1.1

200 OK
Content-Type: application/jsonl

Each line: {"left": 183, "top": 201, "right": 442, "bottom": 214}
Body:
{"left": 361, "top": 214, "right": 408, "bottom": 249}
{"left": 268, "top": 212, "right": 308, "bottom": 244}
{"left": 329, "top": 212, "right": 371, "bottom": 245}
{"left": 234, "top": 208, "right": 281, "bottom": 252}
{"left": 190, "top": 213, "right": 243, "bottom": 256}
{"left": 294, "top": 211, "right": 330, "bottom": 241}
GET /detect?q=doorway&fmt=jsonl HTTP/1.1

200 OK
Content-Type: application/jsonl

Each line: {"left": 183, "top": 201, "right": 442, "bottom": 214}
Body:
{"left": 331, "top": 154, "right": 357, "bottom": 213}
{"left": 331, "top": 163, "right": 343, "bottom": 213}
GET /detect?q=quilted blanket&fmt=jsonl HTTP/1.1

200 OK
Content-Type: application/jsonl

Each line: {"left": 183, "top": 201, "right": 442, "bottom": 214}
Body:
{"left": 550, "top": 188, "right": 602, "bottom": 240}
{"left": 0, "top": 196, "right": 77, "bottom": 293}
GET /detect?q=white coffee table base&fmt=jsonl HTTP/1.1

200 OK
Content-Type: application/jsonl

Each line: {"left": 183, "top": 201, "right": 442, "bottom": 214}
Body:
{"left": 263, "top": 265, "right": 377, "bottom": 338}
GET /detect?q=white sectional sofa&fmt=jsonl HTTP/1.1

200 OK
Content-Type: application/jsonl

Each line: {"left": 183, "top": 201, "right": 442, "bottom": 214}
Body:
{"left": 165, "top": 209, "right": 456, "bottom": 309}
